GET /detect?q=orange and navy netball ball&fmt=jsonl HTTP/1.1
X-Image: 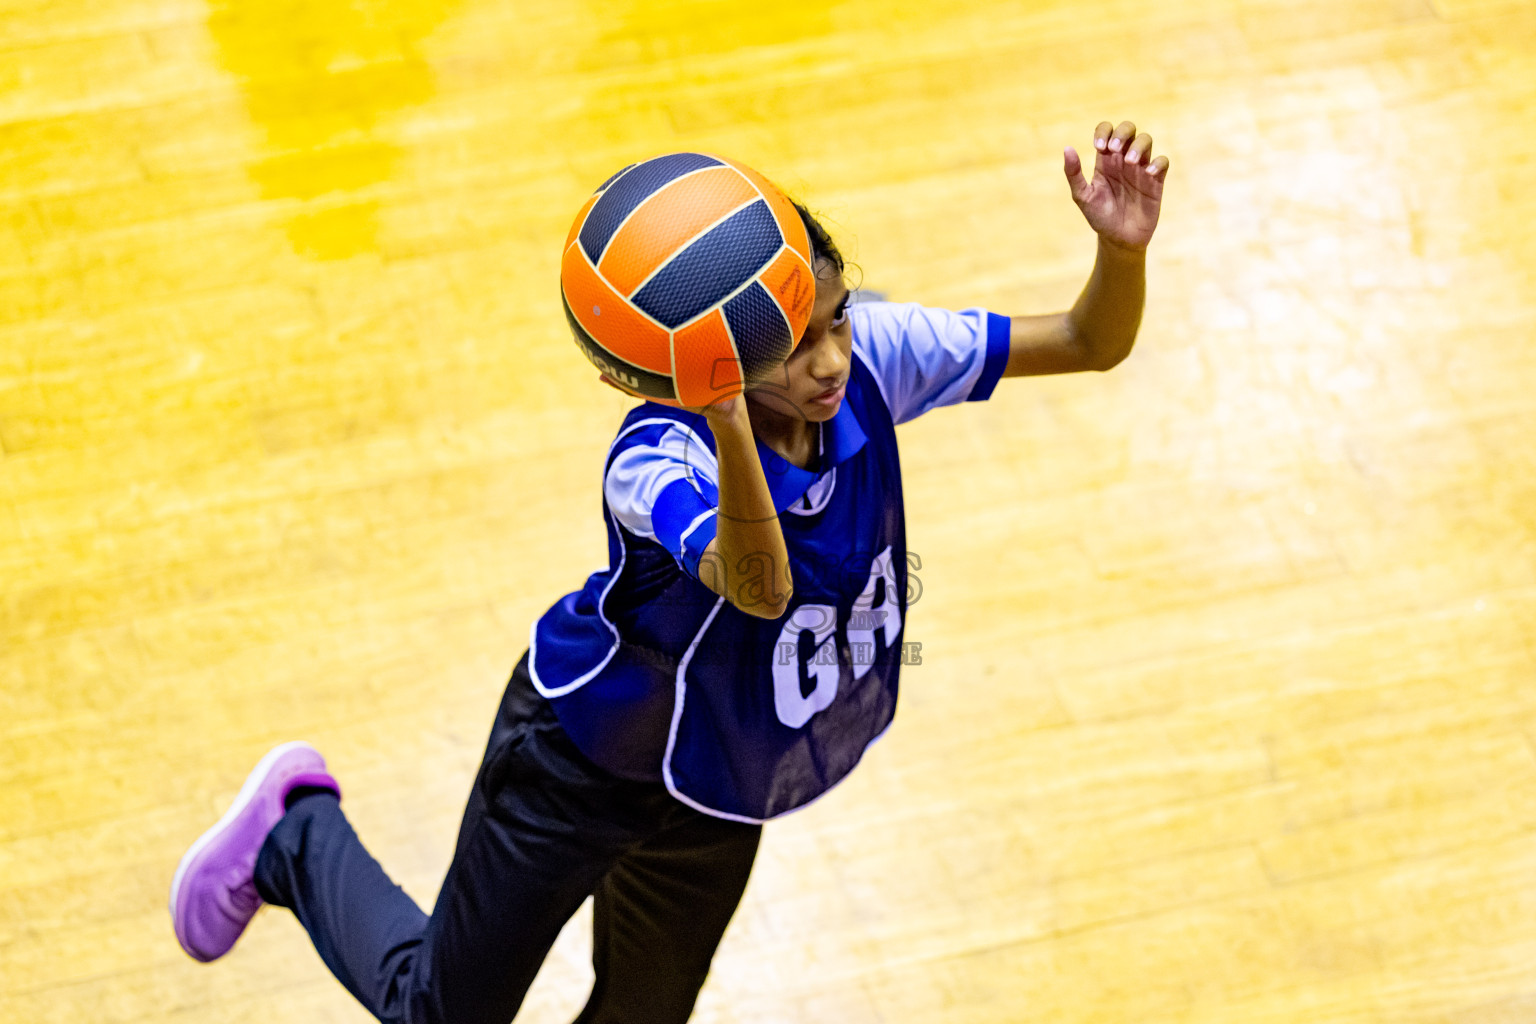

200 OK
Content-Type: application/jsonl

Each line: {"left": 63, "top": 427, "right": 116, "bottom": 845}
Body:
{"left": 560, "top": 153, "right": 816, "bottom": 408}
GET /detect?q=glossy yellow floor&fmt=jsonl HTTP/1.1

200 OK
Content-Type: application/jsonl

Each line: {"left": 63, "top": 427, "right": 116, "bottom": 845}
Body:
{"left": 4, "top": 0, "right": 1536, "bottom": 1020}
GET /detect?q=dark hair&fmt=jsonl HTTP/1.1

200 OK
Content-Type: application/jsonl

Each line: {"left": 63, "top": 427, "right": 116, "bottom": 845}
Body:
{"left": 791, "top": 200, "right": 845, "bottom": 276}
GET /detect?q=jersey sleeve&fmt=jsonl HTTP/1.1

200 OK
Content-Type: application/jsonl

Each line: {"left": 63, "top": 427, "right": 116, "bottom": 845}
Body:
{"left": 603, "top": 419, "right": 722, "bottom": 580}
{"left": 849, "top": 301, "right": 1011, "bottom": 426}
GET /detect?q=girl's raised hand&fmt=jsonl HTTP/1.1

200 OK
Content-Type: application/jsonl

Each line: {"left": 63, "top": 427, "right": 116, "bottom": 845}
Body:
{"left": 1063, "top": 120, "right": 1169, "bottom": 253}
{"left": 596, "top": 373, "right": 748, "bottom": 426}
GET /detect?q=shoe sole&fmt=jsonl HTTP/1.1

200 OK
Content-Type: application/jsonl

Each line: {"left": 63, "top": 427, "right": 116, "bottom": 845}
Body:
{"left": 170, "top": 740, "right": 319, "bottom": 958}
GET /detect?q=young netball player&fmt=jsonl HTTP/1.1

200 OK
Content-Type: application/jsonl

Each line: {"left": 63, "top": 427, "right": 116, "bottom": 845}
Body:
{"left": 172, "top": 119, "right": 1167, "bottom": 1023}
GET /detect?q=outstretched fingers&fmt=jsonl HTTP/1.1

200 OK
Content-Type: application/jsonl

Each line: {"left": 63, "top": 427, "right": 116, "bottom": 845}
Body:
{"left": 1094, "top": 120, "right": 1137, "bottom": 154}
{"left": 1071, "top": 118, "right": 1170, "bottom": 248}
{"left": 1093, "top": 120, "right": 1171, "bottom": 184}
{"left": 1126, "top": 131, "right": 1169, "bottom": 185}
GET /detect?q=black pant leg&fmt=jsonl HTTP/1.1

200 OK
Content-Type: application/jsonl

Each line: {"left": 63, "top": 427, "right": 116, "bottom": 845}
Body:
{"left": 255, "top": 652, "right": 743, "bottom": 1024}
{"left": 255, "top": 655, "right": 651, "bottom": 1024}
{"left": 574, "top": 811, "right": 762, "bottom": 1024}
{"left": 410, "top": 654, "right": 696, "bottom": 1024}
{"left": 255, "top": 794, "right": 429, "bottom": 1023}
{"left": 256, "top": 771, "right": 614, "bottom": 1024}
{"left": 406, "top": 736, "right": 621, "bottom": 1024}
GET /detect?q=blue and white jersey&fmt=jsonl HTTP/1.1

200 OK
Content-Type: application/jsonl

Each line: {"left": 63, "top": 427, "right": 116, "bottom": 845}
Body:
{"left": 530, "top": 301, "right": 1010, "bottom": 822}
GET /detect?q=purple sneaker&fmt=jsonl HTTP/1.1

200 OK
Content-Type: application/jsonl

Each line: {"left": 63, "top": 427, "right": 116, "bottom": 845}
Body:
{"left": 171, "top": 741, "right": 340, "bottom": 962}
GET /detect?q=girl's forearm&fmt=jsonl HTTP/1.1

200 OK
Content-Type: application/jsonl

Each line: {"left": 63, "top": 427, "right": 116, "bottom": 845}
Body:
{"left": 705, "top": 410, "right": 792, "bottom": 619}
{"left": 1067, "top": 238, "right": 1147, "bottom": 371}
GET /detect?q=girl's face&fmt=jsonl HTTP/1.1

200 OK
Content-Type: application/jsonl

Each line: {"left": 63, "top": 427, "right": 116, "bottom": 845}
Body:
{"left": 746, "top": 261, "right": 852, "bottom": 424}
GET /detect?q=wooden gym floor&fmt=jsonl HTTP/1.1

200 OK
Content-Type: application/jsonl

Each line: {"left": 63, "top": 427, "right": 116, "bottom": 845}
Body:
{"left": 4, "top": 0, "right": 1536, "bottom": 1020}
